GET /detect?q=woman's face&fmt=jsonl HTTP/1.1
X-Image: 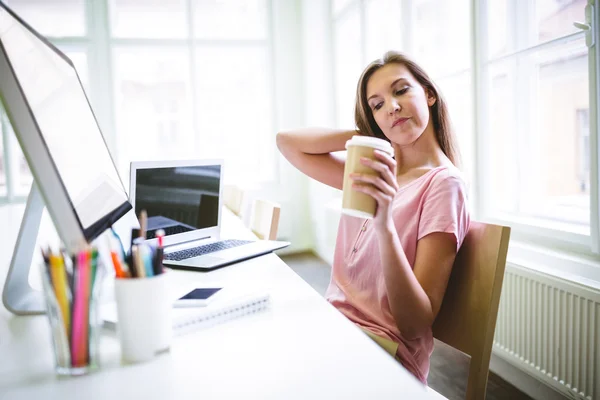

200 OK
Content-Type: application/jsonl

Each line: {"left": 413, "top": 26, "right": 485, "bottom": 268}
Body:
{"left": 365, "top": 63, "right": 436, "bottom": 146}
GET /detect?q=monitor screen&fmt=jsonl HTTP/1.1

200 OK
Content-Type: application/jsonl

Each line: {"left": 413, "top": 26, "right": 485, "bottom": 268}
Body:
{"left": 134, "top": 165, "right": 221, "bottom": 239}
{"left": 0, "top": 4, "right": 129, "bottom": 235}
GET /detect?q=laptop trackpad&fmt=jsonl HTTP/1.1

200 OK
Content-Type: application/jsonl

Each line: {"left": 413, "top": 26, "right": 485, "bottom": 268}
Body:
{"left": 188, "top": 255, "right": 225, "bottom": 266}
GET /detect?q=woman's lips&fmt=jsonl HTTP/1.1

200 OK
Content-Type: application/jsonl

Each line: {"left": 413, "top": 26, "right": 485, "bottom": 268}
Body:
{"left": 392, "top": 117, "right": 409, "bottom": 128}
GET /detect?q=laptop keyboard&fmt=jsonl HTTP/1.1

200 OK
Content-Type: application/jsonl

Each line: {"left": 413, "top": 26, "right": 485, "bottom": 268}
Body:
{"left": 164, "top": 239, "right": 254, "bottom": 261}
{"left": 147, "top": 225, "right": 193, "bottom": 239}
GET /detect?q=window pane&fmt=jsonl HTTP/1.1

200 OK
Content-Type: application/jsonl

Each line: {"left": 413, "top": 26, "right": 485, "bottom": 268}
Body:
{"left": 109, "top": 0, "right": 188, "bottom": 39}
{"left": 194, "top": 46, "right": 274, "bottom": 183}
{"left": 365, "top": 0, "right": 402, "bottom": 62}
{"left": 484, "top": 38, "right": 590, "bottom": 231}
{"left": 436, "top": 72, "right": 474, "bottom": 192}
{"left": 113, "top": 47, "right": 194, "bottom": 178}
{"left": 334, "top": 2, "right": 363, "bottom": 128}
{"left": 487, "top": 0, "right": 585, "bottom": 59}
{"left": 537, "top": 0, "right": 584, "bottom": 44}
{"left": 192, "top": 0, "right": 268, "bottom": 40}
{"left": 523, "top": 39, "right": 589, "bottom": 227}
{"left": 487, "top": 0, "right": 510, "bottom": 59}
{"left": 333, "top": 0, "right": 356, "bottom": 15}
{"left": 484, "top": 59, "right": 520, "bottom": 214}
{"left": 410, "top": 0, "right": 471, "bottom": 77}
{"left": 6, "top": 0, "right": 85, "bottom": 37}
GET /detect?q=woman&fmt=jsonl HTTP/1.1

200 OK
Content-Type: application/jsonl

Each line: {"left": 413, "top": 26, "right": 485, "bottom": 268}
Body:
{"left": 276, "top": 51, "right": 470, "bottom": 383}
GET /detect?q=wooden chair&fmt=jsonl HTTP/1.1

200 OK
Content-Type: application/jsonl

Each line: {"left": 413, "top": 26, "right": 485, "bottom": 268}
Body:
{"left": 223, "top": 184, "right": 244, "bottom": 216}
{"left": 431, "top": 221, "right": 511, "bottom": 400}
{"left": 249, "top": 199, "right": 281, "bottom": 240}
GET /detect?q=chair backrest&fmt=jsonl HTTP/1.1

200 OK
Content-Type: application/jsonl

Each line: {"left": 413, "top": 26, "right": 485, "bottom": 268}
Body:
{"left": 432, "top": 221, "right": 511, "bottom": 400}
{"left": 249, "top": 199, "right": 281, "bottom": 240}
{"left": 223, "top": 185, "right": 244, "bottom": 216}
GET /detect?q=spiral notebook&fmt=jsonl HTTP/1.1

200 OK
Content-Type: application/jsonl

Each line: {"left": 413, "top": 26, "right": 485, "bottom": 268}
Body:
{"left": 102, "top": 292, "right": 271, "bottom": 335}
{"left": 172, "top": 293, "right": 270, "bottom": 335}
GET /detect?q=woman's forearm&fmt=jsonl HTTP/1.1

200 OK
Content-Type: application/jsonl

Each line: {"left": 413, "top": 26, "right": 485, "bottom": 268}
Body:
{"left": 276, "top": 128, "right": 356, "bottom": 155}
{"left": 377, "top": 223, "right": 434, "bottom": 340}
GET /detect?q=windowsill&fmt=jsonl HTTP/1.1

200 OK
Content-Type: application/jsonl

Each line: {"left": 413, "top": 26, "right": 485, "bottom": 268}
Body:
{"left": 485, "top": 212, "right": 591, "bottom": 249}
{"left": 506, "top": 239, "right": 600, "bottom": 291}
{"left": 481, "top": 213, "right": 600, "bottom": 290}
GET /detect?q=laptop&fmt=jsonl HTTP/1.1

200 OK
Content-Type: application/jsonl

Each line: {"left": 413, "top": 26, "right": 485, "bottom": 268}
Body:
{"left": 129, "top": 159, "right": 290, "bottom": 271}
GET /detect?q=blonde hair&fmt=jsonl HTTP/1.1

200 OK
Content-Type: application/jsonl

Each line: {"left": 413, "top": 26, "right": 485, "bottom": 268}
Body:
{"left": 354, "top": 51, "right": 461, "bottom": 167}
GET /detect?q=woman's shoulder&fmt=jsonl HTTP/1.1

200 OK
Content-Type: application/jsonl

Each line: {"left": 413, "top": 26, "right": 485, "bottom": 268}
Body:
{"left": 425, "top": 164, "right": 469, "bottom": 195}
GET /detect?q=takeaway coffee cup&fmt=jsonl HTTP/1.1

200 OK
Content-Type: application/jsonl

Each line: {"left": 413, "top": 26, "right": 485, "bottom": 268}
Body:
{"left": 342, "top": 135, "right": 394, "bottom": 219}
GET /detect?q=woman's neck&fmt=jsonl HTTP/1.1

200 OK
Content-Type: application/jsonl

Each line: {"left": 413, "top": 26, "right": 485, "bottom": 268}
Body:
{"left": 393, "top": 124, "right": 450, "bottom": 176}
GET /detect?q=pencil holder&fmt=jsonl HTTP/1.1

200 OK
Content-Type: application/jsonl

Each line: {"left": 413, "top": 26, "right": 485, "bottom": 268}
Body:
{"left": 40, "top": 249, "right": 106, "bottom": 376}
{"left": 114, "top": 271, "right": 171, "bottom": 364}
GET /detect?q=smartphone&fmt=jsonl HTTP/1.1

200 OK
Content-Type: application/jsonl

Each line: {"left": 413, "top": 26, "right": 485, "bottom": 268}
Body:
{"left": 174, "top": 288, "right": 223, "bottom": 307}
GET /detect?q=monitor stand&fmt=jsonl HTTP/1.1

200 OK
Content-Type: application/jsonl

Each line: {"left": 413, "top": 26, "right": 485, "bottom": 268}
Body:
{"left": 2, "top": 182, "right": 47, "bottom": 315}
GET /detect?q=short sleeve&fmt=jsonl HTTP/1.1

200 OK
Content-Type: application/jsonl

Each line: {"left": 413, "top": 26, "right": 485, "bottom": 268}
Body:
{"left": 418, "top": 173, "right": 470, "bottom": 250}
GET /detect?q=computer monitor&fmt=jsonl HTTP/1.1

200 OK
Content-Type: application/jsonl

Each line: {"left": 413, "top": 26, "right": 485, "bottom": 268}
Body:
{"left": 0, "top": 2, "right": 132, "bottom": 314}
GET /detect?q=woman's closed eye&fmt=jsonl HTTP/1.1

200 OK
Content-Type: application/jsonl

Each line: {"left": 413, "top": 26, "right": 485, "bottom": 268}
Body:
{"left": 395, "top": 87, "right": 409, "bottom": 96}
{"left": 373, "top": 101, "right": 384, "bottom": 111}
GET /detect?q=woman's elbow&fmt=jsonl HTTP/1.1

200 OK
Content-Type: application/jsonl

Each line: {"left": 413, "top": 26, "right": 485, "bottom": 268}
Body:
{"left": 276, "top": 131, "right": 290, "bottom": 153}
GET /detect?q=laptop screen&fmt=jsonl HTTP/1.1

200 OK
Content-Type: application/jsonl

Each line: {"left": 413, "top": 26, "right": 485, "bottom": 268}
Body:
{"left": 134, "top": 165, "right": 221, "bottom": 239}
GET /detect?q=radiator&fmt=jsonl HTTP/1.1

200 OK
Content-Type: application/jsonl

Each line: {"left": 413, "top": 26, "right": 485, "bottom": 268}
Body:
{"left": 493, "top": 263, "right": 600, "bottom": 400}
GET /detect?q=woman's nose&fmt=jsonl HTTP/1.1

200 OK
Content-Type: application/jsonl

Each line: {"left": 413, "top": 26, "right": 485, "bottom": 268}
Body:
{"left": 388, "top": 100, "right": 401, "bottom": 115}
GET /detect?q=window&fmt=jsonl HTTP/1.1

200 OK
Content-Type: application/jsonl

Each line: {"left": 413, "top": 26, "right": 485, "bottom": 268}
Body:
{"left": 109, "top": 0, "right": 188, "bottom": 39}
{"left": 110, "top": 0, "right": 273, "bottom": 184}
{"left": 407, "top": 0, "right": 474, "bottom": 192}
{"left": 5, "top": 0, "right": 86, "bottom": 37}
{"left": 364, "top": 0, "right": 402, "bottom": 62}
{"left": 577, "top": 109, "right": 590, "bottom": 193}
{"left": 333, "top": 1, "right": 363, "bottom": 128}
{"left": 482, "top": 0, "right": 591, "bottom": 238}
{"left": 112, "top": 47, "right": 194, "bottom": 175}
{"left": 333, "top": 0, "right": 598, "bottom": 254}
{"left": 334, "top": 0, "right": 474, "bottom": 190}
{"left": 0, "top": 0, "right": 275, "bottom": 203}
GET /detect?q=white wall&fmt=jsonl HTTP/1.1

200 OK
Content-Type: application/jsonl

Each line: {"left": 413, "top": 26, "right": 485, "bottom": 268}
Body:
{"left": 249, "top": 0, "right": 313, "bottom": 255}
{"left": 300, "top": 0, "right": 342, "bottom": 265}
{"left": 266, "top": 0, "right": 346, "bottom": 261}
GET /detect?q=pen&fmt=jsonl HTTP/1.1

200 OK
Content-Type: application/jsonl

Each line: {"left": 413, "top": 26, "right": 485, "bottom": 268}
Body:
{"left": 141, "top": 243, "right": 154, "bottom": 277}
{"left": 139, "top": 210, "right": 147, "bottom": 240}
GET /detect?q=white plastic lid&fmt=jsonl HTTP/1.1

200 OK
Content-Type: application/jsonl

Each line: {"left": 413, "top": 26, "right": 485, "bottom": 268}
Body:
{"left": 345, "top": 135, "right": 394, "bottom": 154}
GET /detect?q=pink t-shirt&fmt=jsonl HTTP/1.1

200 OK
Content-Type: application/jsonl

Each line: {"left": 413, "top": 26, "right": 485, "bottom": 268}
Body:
{"left": 325, "top": 165, "right": 470, "bottom": 383}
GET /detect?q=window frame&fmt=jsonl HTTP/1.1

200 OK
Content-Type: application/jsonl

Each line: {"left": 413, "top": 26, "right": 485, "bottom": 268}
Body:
{"left": 0, "top": 0, "right": 278, "bottom": 202}
{"left": 476, "top": 0, "right": 600, "bottom": 256}
{"left": 332, "top": 0, "right": 600, "bottom": 260}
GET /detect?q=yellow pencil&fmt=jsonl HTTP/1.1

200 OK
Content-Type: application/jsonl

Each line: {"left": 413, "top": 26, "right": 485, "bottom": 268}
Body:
{"left": 49, "top": 252, "right": 71, "bottom": 341}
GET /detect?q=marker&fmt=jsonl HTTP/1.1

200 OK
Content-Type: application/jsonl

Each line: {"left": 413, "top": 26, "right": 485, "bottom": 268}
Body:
{"left": 111, "top": 251, "right": 128, "bottom": 278}
{"left": 154, "top": 229, "right": 165, "bottom": 275}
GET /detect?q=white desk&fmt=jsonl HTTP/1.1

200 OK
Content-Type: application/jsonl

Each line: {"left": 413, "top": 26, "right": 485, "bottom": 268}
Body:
{"left": 0, "top": 205, "right": 438, "bottom": 399}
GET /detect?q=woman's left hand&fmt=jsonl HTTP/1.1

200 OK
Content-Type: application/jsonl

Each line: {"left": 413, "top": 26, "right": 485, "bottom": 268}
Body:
{"left": 350, "top": 149, "right": 399, "bottom": 232}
